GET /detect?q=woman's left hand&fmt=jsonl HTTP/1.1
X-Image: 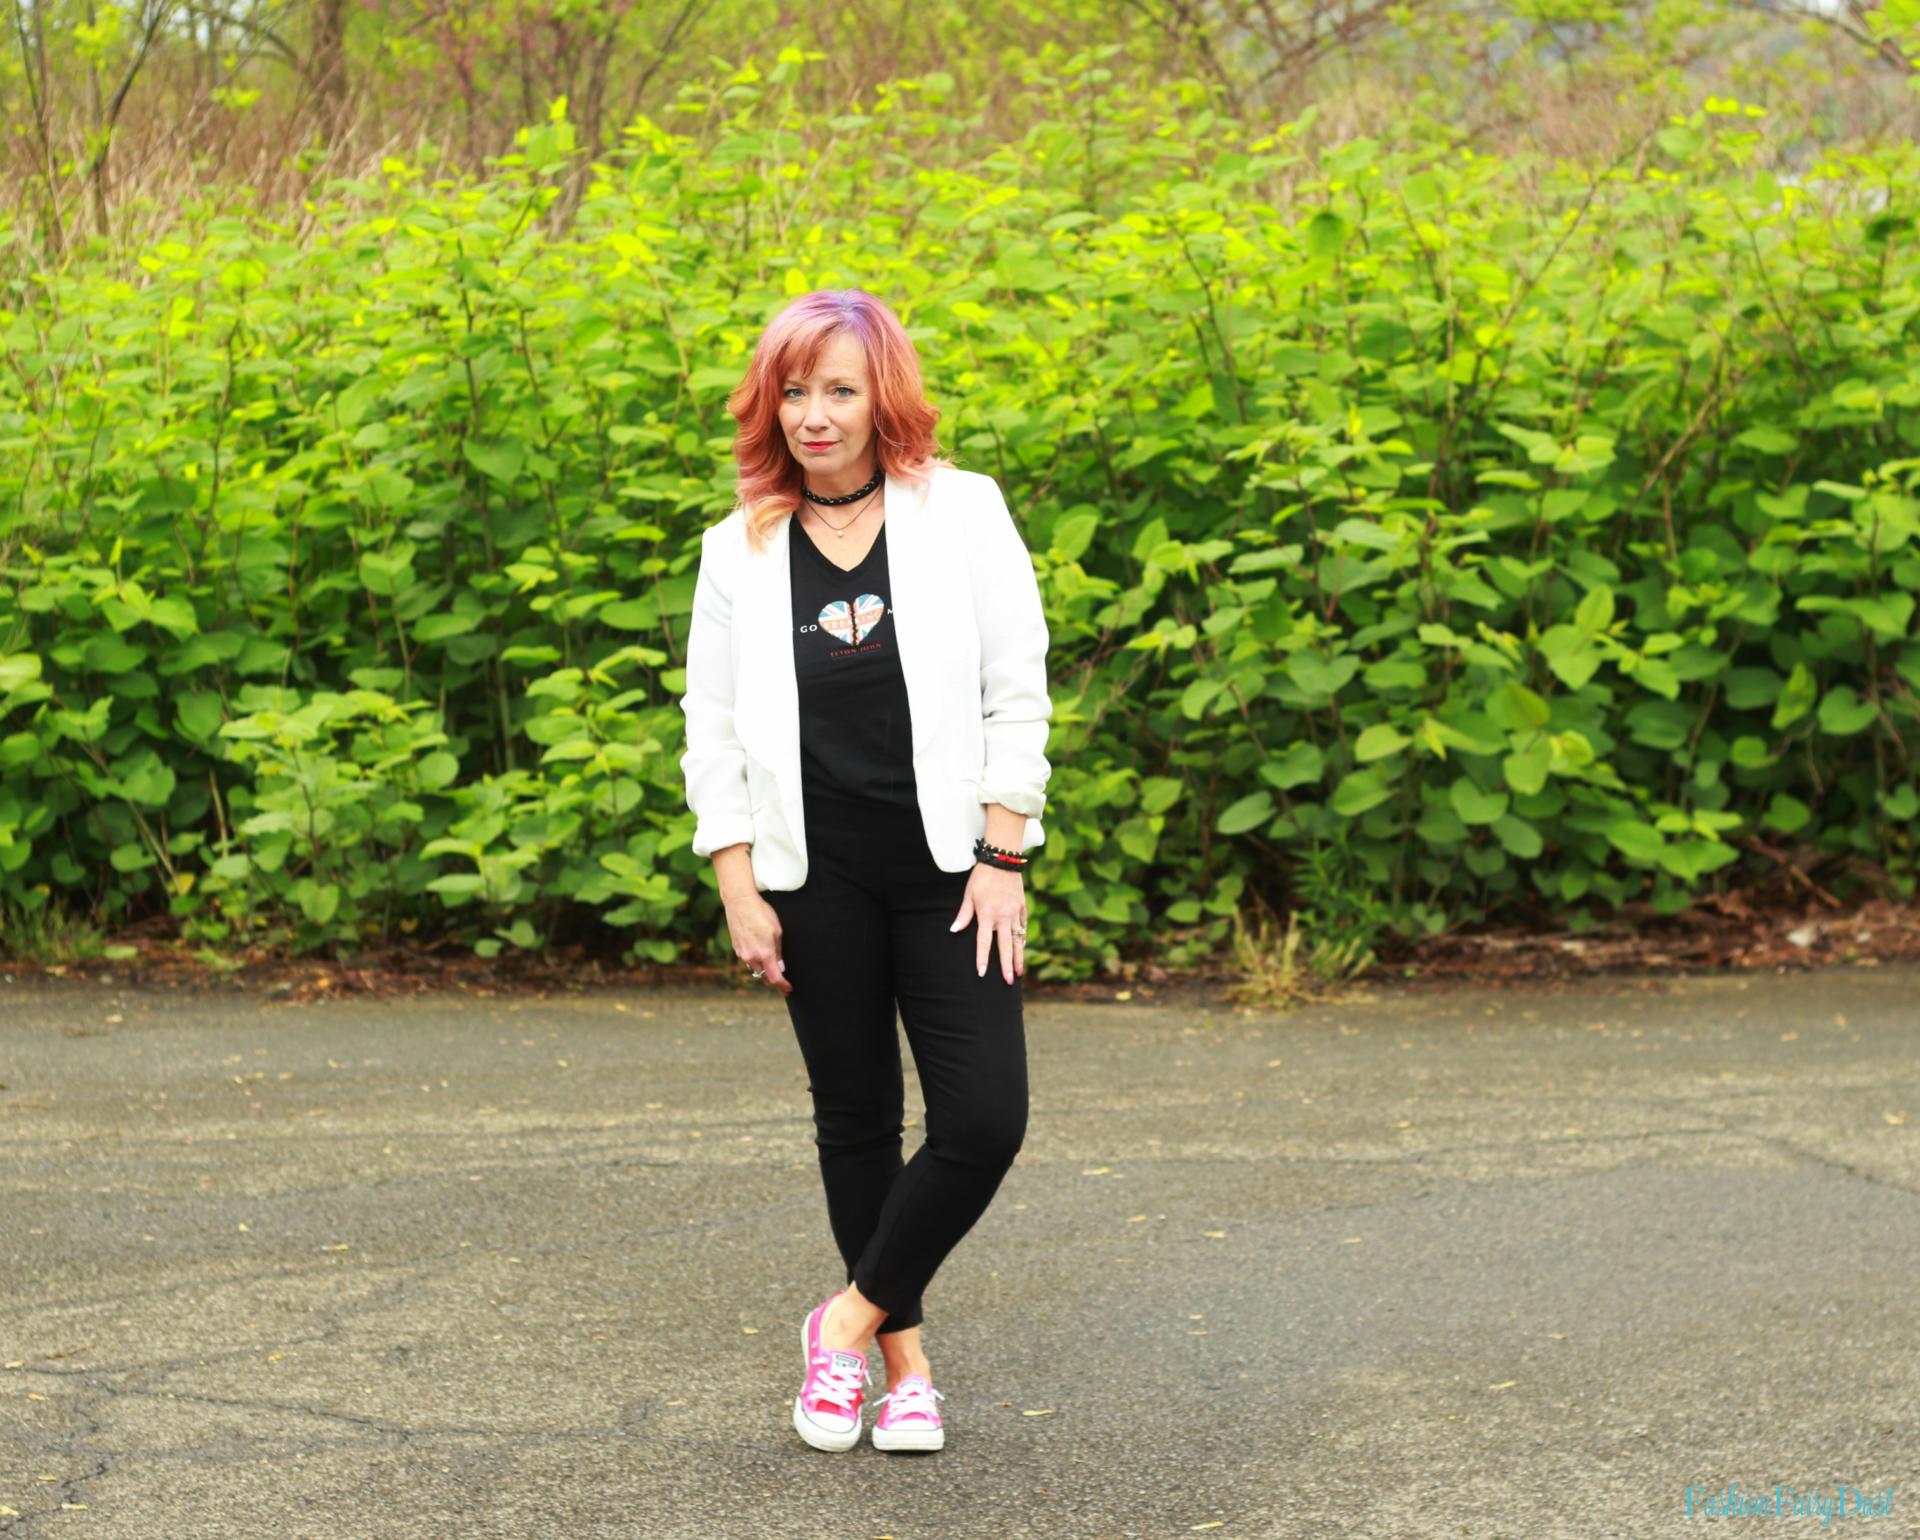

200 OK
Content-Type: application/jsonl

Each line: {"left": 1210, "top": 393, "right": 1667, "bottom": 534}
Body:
{"left": 950, "top": 864, "right": 1027, "bottom": 983}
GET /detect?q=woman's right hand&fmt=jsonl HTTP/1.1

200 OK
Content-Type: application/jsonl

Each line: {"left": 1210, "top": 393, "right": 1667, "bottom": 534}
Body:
{"left": 724, "top": 890, "right": 792, "bottom": 994}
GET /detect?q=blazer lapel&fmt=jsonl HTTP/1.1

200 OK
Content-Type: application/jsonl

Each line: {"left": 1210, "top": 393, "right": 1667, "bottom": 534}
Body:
{"left": 882, "top": 467, "right": 935, "bottom": 774}
{"left": 731, "top": 511, "right": 795, "bottom": 779}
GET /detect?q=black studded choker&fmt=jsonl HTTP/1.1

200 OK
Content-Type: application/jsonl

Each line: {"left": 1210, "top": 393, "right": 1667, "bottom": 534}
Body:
{"left": 801, "top": 468, "right": 882, "bottom": 506}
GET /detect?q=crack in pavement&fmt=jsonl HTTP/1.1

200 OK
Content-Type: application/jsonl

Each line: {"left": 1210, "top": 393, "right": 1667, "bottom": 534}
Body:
{"left": 1, "top": 1268, "right": 429, "bottom": 1533}
{"left": 1737, "top": 1130, "right": 1920, "bottom": 1201}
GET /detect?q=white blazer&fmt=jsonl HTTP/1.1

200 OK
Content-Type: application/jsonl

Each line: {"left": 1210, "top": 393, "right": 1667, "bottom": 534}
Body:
{"left": 678, "top": 464, "right": 1053, "bottom": 892}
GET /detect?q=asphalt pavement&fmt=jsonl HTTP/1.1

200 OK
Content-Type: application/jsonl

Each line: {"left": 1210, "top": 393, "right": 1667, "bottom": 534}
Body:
{"left": 1, "top": 964, "right": 1915, "bottom": 1538}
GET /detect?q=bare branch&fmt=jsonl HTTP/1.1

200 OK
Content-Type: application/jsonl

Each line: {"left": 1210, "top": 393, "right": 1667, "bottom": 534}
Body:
{"left": 189, "top": 1, "right": 301, "bottom": 68}
{"left": 1728, "top": 0, "right": 1915, "bottom": 71}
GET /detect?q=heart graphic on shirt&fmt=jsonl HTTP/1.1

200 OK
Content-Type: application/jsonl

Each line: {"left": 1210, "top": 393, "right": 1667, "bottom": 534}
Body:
{"left": 818, "top": 594, "right": 886, "bottom": 645}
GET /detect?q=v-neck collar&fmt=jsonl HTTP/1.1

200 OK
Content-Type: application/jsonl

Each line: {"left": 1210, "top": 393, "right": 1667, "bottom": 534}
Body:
{"left": 794, "top": 516, "right": 886, "bottom": 578}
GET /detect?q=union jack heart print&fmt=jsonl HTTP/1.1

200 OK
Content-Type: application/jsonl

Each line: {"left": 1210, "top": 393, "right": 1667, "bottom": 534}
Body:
{"left": 818, "top": 594, "right": 886, "bottom": 645}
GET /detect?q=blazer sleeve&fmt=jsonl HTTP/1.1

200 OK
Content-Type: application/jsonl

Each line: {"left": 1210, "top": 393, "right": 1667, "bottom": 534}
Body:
{"left": 678, "top": 520, "right": 757, "bottom": 858}
{"left": 969, "top": 475, "right": 1054, "bottom": 818}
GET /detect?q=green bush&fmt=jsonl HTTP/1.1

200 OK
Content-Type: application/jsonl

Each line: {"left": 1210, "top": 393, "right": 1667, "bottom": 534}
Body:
{"left": 4, "top": 59, "right": 1920, "bottom": 977}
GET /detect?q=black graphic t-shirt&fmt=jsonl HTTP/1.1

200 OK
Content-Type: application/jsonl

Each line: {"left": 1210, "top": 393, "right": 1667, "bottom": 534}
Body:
{"left": 789, "top": 517, "right": 918, "bottom": 815}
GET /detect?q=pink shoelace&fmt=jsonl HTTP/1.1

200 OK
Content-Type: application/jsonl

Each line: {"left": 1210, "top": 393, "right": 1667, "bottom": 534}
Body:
{"left": 875, "top": 1374, "right": 945, "bottom": 1427}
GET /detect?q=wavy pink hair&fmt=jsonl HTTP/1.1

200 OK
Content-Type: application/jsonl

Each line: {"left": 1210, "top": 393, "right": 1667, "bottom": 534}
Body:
{"left": 726, "top": 290, "right": 953, "bottom": 553}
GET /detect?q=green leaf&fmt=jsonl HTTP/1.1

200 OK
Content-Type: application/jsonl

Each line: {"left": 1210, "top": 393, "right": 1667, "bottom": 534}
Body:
{"left": 1181, "top": 678, "right": 1229, "bottom": 720}
{"left": 1539, "top": 626, "right": 1601, "bottom": 689}
{"left": 1171, "top": 381, "right": 1215, "bottom": 420}
{"left": 1606, "top": 818, "right": 1664, "bottom": 863}
{"left": 1574, "top": 585, "right": 1615, "bottom": 631}
{"left": 1304, "top": 209, "right": 1349, "bottom": 260}
{"left": 175, "top": 693, "right": 225, "bottom": 741}
{"left": 1657, "top": 123, "right": 1702, "bottom": 159}
{"left": 1216, "top": 791, "right": 1275, "bottom": 835}
{"left": 1763, "top": 793, "right": 1811, "bottom": 834}
{"left": 465, "top": 438, "right": 526, "bottom": 483}
{"left": 1817, "top": 686, "right": 1877, "bottom": 736}
{"left": 1850, "top": 593, "right": 1912, "bottom": 641}
{"left": 360, "top": 549, "right": 417, "bottom": 597}
{"left": 1492, "top": 813, "right": 1542, "bottom": 858}
{"left": 1771, "top": 663, "right": 1817, "bottom": 729}
{"left": 499, "top": 918, "right": 541, "bottom": 949}
{"left": 118, "top": 755, "right": 176, "bottom": 807}
{"left": 1734, "top": 425, "right": 1797, "bottom": 455}
{"left": 1228, "top": 543, "right": 1300, "bottom": 576}
{"left": 1131, "top": 518, "right": 1170, "bottom": 564}
{"left": 1331, "top": 768, "right": 1393, "bottom": 817}
{"left": 220, "top": 256, "right": 269, "bottom": 292}
{"left": 1364, "top": 658, "right": 1426, "bottom": 691}
{"left": 1878, "top": 784, "right": 1918, "bottom": 821}
{"left": 1050, "top": 512, "right": 1099, "bottom": 562}
{"left": 1624, "top": 700, "right": 1691, "bottom": 751}
{"left": 0, "top": 654, "right": 43, "bottom": 695}
{"left": 1115, "top": 817, "right": 1159, "bottom": 862}
{"left": 1261, "top": 742, "right": 1324, "bottom": 789}
{"left": 1287, "top": 651, "right": 1358, "bottom": 698}
{"left": 296, "top": 880, "right": 341, "bottom": 925}
{"left": 1448, "top": 777, "right": 1508, "bottom": 825}
{"left": 1497, "top": 680, "right": 1551, "bottom": 729}
{"left": 599, "top": 599, "right": 657, "bottom": 630}
{"left": 1354, "top": 723, "right": 1410, "bottom": 761}
{"left": 147, "top": 597, "right": 200, "bottom": 638}
{"left": 1139, "top": 777, "right": 1184, "bottom": 815}
{"left": 1503, "top": 742, "right": 1551, "bottom": 796}
{"left": 413, "top": 610, "right": 483, "bottom": 642}
{"left": 417, "top": 751, "right": 460, "bottom": 790}
{"left": 1329, "top": 518, "right": 1398, "bottom": 552}
{"left": 1415, "top": 802, "right": 1467, "bottom": 845}
{"left": 1631, "top": 656, "right": 1681, "bottom": 699}
{"left": 84, "top": 635, "right": 148, "bottom": 673}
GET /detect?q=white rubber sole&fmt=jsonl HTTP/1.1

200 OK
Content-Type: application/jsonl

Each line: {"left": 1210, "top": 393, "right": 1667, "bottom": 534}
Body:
{"left": 793, "top": 1393, "right": 861, "bottom": 1451}
{"left": 793, "top": 1309, "right": 862, "bottom": 1452}
{"left": 871, "top": 1420, "right": 944, "bottom": 1452}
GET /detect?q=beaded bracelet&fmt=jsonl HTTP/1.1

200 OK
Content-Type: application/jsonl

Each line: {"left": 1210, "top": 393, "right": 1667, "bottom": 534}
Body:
{"left": 974, "top": 838, "right": 1033, "bottom": 871}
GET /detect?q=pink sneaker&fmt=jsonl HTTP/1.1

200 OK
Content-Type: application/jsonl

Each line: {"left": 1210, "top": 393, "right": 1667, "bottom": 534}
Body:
{"left": 792, "top": 1289, "right": 870, "bottom": 1452}
{"left": 871, "top": 1373, "right": 946, "bottom": 1452}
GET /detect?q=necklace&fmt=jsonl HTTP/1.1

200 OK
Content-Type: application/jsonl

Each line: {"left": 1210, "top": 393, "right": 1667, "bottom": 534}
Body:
{"left": 802, "top": 484, "right": 881, "bottom": 539}
{"left": 801, "top": 467, "right": 883, "bottom": 507}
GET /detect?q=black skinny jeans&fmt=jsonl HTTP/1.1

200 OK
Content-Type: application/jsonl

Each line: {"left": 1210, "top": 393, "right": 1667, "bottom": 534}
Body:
{"left": 764, "top": 791, "right": 1029, "bottom": 1336}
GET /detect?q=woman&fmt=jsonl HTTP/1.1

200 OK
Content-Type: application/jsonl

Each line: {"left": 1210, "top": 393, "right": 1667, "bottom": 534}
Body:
{"left": 678, "top": 289, "right": 1053, "bottom": 1455}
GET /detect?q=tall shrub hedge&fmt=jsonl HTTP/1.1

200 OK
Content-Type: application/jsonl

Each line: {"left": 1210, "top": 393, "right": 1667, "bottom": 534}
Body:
{"left": 4, "top": 57, "right": 1919, "bottom": 977}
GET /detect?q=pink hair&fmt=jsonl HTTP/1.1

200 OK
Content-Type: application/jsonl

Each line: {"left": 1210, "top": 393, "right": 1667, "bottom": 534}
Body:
{"left": 725, "top": 290, "right": 954, "bottom": 552}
